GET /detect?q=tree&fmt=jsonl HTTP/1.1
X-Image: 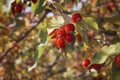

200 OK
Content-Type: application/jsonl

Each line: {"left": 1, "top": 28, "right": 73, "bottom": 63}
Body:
{"left": 0, "top": 0, "right": 120, "bottom": 80}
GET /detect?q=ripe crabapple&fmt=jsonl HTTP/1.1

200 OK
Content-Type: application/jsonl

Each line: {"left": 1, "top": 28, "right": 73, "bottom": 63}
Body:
{"left": 57, "top": 38, "right": 66, "bottom": 49}
{"left": 65, "top": 23, "right": 75, "bottom": 33}
{"left": 51, "top": 38, "right": 57, "bottom": 46}
{"left": 107, "top": 2, "right": 115, "bottom": 13}
{"left": 56, "top": 27, "right": 66, "bottom": 38}
{"left": 87, "top": 30, "right": 96, "bottom": 38}
{"left": 82, "top": 59, "right": 91, "bottom": 68}
{"left": 108, "top": 2, "right": 115, "bottom": 8}
{"left": 12, "top": 41, "right": 18, "bottom": 48}
{"left": 114, "top": 53, "right": 120, "bottom": 67}
{"left": 65, "top": 33, "right": 74, "bottom": 43}
{"left": 76, "top": 33, "right": 82, "bottom": 43}
{"left": 72, "top": 13, "right": 82, "bottom": 22}
{"left": 13, "top": 4, "right": 23, "bottom": 13}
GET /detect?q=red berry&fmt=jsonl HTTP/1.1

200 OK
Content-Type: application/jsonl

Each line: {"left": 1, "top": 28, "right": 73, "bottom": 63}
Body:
{"left": 72, "top": 13, "right": 82, "bottom": 22}
{"left": 76, "top": 33, "right": 82, "bottom": 43}
{"left": 87, "top": 64, "right": 102, "bottom": 71}
{"left": 65, "top": 33, "right": 74, "bottom": 43}
{"left": 56, "top": 27, "right": 65, "bottom": 38}
{"left": 114, "top": 53, "right": 120, "bottom": 67}
{"left": 65, "top": 23, "right": 75, "bottom": 33}
{"left": 57, "top": 38, "right": 66, "bottom": 49}
{"left": 82, "top": 59, "right": 91, "bottom": 68}
{"left": 31, "top": 0, "right": 37, "bottom": 4}
{"left": 107, "top": 2, "right": 115, "bottom": 13}
{"left": 14, "top": 4, "right": 23, "bottom": 13}
{"left": 87, "top": 30, "right": 96, "bottom": 38}
{"left": 12, "top": 41, "right": 18, "bottom": 48}
{"left": 108, "top": 2, "right": 115, "bottom": 8}
{"left": 51, "top": 38, "right": 57, "bottom": 46}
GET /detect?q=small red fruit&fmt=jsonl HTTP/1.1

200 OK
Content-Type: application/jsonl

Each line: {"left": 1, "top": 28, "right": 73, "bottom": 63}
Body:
{"left": 12, "top": 41, "right": 18, "bottom": 48}
{"left": 65, "top": 23, "right": 75, "bottom": 33}
{"left": 76, "top": 33, "right": 82, "bottom": 43}
{"left": 51, "top": 38, "right": 57, "bottom": 46}
{"left": 14, "top": 4, "right": 23, "bottom": 13}
{"left": 65, "top": 3, "right": 73, "bottom": 9}
{"left": 56, "top": 27, "right": 65, "bottom": 38}
{"left": 107, "top": 2, "right": 115, "bottom": 13}
{"left": 82, "top": 59, "right": 91, "bottom": 68}
{"left": 114, "top": 53, "right": 120, "bottom": 67}
{"left": 65, "top": 33, "right": 74, "bottom": 43}
{"left": 108, "top": 2, "right": 115, "bottom": 8}
{"left": 72, "top": 13, "right": 82, "bottom": 22}
{"left": 31, "top": 0, "right": 37, "bottom": 4}
{"left": 57, "top": 38, "right": 66, "bottom": 49}
{"left": 87, "top": 30, "right": 96, "bottom": 38}
{"left": 87, "top": 64, "right": 102, "bottom": 71}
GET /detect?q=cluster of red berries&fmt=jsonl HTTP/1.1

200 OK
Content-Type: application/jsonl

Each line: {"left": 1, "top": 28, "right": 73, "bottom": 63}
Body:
{"left": 49, "top": 23, "right": 76, "bottom": 49}
{"left": 114, "top": 53, "right": 120, "bottom": 67}
{"left": 49, "top": 13, "right": 82, "bottom": 49}
{"left": 11, "top": 0, "right": 37, "bottom": 13}
{"left": 82, "top": 59, "right": 103, "bottom": 72}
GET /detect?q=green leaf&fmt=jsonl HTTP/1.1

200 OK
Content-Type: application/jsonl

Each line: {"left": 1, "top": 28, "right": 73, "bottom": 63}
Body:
{"left": 83, "top": 17, "right": 99, "bottom": 32}
{"left": 104, "top": 15, "right": 120, "bottom": 25}
{"left": 31, "top": 0, "right": 44, "bottom": 14}
{"left": 28, "top": 43, "right": 46, "bottom": 71}
{"left": 76, "top": 21, "right": 89, "bottom": 30}
{"left": 29, "top": 22, "right": 50, "bottom": 71}
{"left": 111, "top": 62, "right": 120, "bottom": 80}
{"left": 34, "top": 44, "right": 44, "bottom": 62}
{"left": 92, "top": 51, "right": 108, "bottom": 64}
{"left": 39, "top": 24, "right": 48, "bottom": 44}
{"left": 115, "top": 43, "right": 120, "bottom": 52}
{"left": 92, "top": 43, "right": 120, "bottom": 64}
